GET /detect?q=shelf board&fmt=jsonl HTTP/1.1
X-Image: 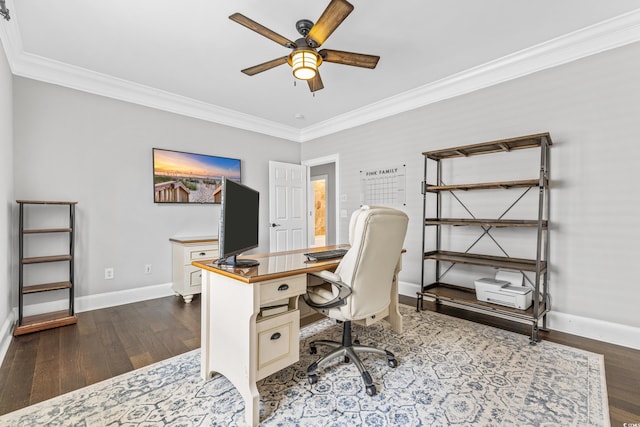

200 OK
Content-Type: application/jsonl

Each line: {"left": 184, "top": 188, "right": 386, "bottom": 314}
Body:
{"left": 423, "top": 133, "right": 552, "bottom": 160}
{"left": 23, "top": 228, "right": 73, "bottom": 234}
{"left": 22, "top": 255, "right": 72, "bottom": 264}
{"left": 425, "top": 179, "right": 545, "bottom": 192}
{"left": 23, "top": 281, "right": 72, "bottom": 294}
{"left": 14, "top": 311, "right": 77, "bottom": 336}
{"left": 16, "top": 200, "right": 78, "bottom": 205}
{"left": 425, "top": 218, "right": 547, "bottom": 228}
{"left": 424, "top": 250, "right": 546, "bottom": 272}
{"left": 419, "top": 282, "right": 547, "bottom": 320}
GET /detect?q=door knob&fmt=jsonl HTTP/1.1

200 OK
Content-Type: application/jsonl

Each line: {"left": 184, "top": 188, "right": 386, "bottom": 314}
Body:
{"left": 271, "top": 223, "right": 281, "bottom": 228}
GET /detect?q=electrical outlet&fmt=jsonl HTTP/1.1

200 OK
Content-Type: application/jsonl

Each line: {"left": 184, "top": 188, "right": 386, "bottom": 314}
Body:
{"left": 144, "top": 264, "right": 152, "bottom": 274}
{"left": 105, "top": 267, "right": 114, "bottom": 280}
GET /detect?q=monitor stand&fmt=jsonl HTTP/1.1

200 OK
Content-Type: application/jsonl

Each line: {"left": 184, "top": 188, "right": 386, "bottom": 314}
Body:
{"left": 218, "top": 255, "right": 259, "bottom": 268}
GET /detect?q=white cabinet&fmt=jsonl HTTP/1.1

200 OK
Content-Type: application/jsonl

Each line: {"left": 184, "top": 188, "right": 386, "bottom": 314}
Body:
{"left": 170, "top": 236, "right": 218, "bottom": 303}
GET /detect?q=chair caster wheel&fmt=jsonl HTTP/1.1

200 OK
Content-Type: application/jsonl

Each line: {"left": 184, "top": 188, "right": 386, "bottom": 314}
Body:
{"left": 354, "top": 339, "right": 360, "bottom": 345}
{"left": 365, "top": 385, "right": 377, "bottom": 396}
{"left": 310, "top": 346, "right": 317, "bottom": 355}
{"left": 344, "top": 356, "right": 350, "bottom": 363}
{"left": 387, "top": 358, "right": 398, "bottom": 368}
{"left": 308, "top": 374, "right": 318, "bottom": 385}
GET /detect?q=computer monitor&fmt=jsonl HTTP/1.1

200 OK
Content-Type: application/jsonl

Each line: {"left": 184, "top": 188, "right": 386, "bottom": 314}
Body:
{"left": 217, "top": 177, "right": 260, "bottom": 267}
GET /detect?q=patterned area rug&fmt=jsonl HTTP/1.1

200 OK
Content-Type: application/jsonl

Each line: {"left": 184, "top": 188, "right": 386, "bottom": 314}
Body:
{"left": 0, "top": 306, "right": 609, "bottom": 426}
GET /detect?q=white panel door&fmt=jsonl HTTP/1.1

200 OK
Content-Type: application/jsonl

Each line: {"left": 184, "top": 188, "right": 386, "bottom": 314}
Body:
{"left": 269, "top": 161, "right": 307, "bottom": 252}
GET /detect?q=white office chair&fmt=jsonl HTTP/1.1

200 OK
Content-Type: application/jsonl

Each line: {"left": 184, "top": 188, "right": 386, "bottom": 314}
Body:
{"left": 303, "top": 205, "right": 409, "bottom": 396}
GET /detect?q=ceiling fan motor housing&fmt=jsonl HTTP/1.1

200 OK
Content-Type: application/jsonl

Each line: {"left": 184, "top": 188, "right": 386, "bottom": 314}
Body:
{"left": 296, "top": 19, "right": 314, "bottom": 36}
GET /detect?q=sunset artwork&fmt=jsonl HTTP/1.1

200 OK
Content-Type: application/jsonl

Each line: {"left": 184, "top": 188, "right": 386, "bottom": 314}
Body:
{"left": 153, "top": 148, "right": 241, "bottom": 204}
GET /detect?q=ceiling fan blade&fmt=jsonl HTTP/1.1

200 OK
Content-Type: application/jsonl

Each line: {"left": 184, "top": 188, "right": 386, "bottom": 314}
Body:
{"left": 319, "top": 49, "right": 380, "bottom": 69}
{"left": 307, "top": 72, "right": 324, "bottom": 92}
{"left": 306, "top": 0, "right": 354, "bottom": 48}
{"left": 229, "top": 13, "right": 296, "bottom": 48}
{"left": 241, "top": 56, "right": 288, "bottom": 76}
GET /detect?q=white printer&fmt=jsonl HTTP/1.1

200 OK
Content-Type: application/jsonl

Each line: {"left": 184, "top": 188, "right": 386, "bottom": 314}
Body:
{"left": 475, "top": 269, "right": 532, "bottom": 310}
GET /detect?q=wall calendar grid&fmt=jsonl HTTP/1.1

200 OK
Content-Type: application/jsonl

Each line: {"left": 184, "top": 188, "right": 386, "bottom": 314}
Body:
{"left": 359, "top": 165, "right": 406, "bottom": 206}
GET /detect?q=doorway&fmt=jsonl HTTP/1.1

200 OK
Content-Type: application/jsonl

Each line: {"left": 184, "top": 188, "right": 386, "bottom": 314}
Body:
{"left": 311, "top": 175, "right": 328, "bottom": 247}
{"left": 303, "top": 154, "right": 338, "bottom": 248}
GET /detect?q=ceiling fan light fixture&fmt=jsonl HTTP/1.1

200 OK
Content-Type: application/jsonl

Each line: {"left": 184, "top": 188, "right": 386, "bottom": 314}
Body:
{"left": 290, "top": 50, "right": 321, "bottom": 80}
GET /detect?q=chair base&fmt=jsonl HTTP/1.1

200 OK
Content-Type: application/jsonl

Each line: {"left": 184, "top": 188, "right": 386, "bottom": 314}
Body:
{"left": 307, "top": 321, "right": 397, "bottom": 396}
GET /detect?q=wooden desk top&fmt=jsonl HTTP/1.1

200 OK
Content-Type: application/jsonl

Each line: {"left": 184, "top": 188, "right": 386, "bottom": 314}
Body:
{"left": 192, "top": 245, "right": 350, "bottom": 283}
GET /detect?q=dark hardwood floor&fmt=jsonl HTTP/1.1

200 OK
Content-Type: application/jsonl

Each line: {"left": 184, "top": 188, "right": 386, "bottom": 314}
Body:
{"left": 1, "top": 295, "right": 638, "bottom": 425}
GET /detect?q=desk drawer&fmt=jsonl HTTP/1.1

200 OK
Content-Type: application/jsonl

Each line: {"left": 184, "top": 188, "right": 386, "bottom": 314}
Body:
{"left": 260, "top": 275, "right": 306, "bottom": 306}
{"left": 256, "top": 310, "right": 300, "bottom": 380}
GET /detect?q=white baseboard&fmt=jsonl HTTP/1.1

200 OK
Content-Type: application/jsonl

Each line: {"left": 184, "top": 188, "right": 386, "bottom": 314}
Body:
{"left": 0, "top": 310, "right": 16, "bottom": 366}
{"left": 398, "top": 280, "right": 640, "bottom": 350}
{"left": 19, "top": 282, "right": 174, "bottom": 316}
{"left": 398, "top": 280, "right": 421, "bottom": 299}
{"left": 547, "top": 311, "right": 640, "bottom": 351}
{"left": 75, "top": 282, "right": 174, "bottom": 313}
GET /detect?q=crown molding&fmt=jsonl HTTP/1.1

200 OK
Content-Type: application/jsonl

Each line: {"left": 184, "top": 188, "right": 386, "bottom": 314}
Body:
{"left": 2, "top": 7, "right": 639, "bottom": 143}
{"left": 11, "top": 52, "right": 303, "bottom": 142}
{"left": 301, "top": 8, "right": 640, "bottom": 142}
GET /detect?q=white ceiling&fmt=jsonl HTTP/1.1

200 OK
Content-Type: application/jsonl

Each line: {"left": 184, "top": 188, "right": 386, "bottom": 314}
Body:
{"left": 2, "top": 1, "right": 640, "bottom": 141}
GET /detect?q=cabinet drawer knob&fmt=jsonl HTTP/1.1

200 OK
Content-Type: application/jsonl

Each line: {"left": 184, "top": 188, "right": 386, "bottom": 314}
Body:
{"left": 270, "top": 332, "right": 281, "bottom": 340}
{"left": 277, "top": 284, "right": 289, "bottom": 291}
{"left": 199, "top": 252, "right": 206, "bottom": 256}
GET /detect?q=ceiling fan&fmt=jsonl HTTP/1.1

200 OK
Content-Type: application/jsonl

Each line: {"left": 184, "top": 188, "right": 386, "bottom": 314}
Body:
{"left": 229, "top": 0, "right": 380, "bottom": 92}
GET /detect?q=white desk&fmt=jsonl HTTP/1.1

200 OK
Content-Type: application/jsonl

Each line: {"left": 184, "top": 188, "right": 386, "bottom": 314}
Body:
{"left": 193, "top": 246, "right": 403, "bottom": 426}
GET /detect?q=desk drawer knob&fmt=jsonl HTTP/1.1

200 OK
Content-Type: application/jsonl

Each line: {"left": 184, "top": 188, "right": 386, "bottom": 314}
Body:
{"left": 277, "top": 284, "right": 289, "bottom": 291}
{"left": 270, "top": 332, "right": 281, "bottom": 340}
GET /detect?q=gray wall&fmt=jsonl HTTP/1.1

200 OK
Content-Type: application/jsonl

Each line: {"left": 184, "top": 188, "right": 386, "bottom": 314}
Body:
{"left": 302, "top": 41, "right": 640, "bottom": 330}
{"left": 12, "top": 77, "right": 300, "bottom": 300}
{"left": 0, "top": 39, "right": 13, "bottom": 344}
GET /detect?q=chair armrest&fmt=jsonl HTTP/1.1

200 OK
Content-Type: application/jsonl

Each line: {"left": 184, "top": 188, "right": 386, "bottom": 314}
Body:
{"left": 309, "top": 270, "right": 342, "bottom": 284}
{"left": 304, "top": 271, "right": 352, "bottom": 310}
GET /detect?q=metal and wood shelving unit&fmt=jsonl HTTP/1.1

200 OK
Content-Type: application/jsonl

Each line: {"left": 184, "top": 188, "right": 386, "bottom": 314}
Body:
{"left": 15, "top": 200, "right": 77, "bottom": 336}
{"left": 417, "top": 133, "right": 551, "bottom": 343}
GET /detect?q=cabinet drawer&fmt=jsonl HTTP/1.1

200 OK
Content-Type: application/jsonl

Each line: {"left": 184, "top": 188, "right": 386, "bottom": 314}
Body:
{"left": 256, "top": 310, "right": 300, "bottom": 380}
{"left": 185, "top": 245, "right": 218, "bottom": 263}
{"left": 188, "top": 269, "right": 203, "bottom": 288}
{"left": 260, "top": 274, "right": 306, "bottom": 306}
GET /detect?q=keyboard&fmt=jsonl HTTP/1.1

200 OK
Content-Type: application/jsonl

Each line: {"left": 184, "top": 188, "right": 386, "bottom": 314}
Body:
{"left": 304, "top": 248, "right": 348, "bottom": 261}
